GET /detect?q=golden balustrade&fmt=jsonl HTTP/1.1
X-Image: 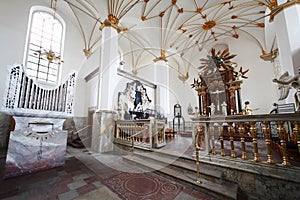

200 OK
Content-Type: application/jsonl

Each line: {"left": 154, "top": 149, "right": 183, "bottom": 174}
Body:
{"left": 250, "top": 121, "right": 260, "bottom": 162}
{"left": 262, "top": 121, "right": 275, "bottom": 164}
{"left": 277, "top": 121, "right": 291, "bottom": 166}
{"left": 238, "top": 122, "right": 248, "bottom": 160}
{"left": 293, "top": 121, "right": 300, "bottom": 154}
{"left": 195, "top": 125, "right": 205, "bottom": 184}
{"left": 192, "top": 113, "right": 300, "bottom": 169}
{"left": 228, "top": 122, "right": 236, "bottom": 158}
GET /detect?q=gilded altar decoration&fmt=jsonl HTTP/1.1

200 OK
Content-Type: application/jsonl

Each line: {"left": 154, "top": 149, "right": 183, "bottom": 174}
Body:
{"left": 191, "top": 48, "right": 249, "bottom": 116}
{"left": 195, "top": 125, "right": 206, "bottom": 150}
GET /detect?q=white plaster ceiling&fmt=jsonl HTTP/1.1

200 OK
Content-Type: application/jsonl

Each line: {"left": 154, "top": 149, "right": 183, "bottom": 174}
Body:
{"left": 53, "top": 0, "right": 277, "bottom": 78}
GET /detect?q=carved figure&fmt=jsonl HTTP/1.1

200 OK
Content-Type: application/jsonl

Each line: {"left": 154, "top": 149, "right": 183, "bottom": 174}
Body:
{"left": 242, "top": 101, "right": 252, "bottom": 115}
{"left": 273, "top": 72, "right": 300, "bottom": 111}
{"left": 207, "top": 103, "right": 216, "bottom": 116}
{"left": 221, "top": 101, "right": 227, "bottom": 116}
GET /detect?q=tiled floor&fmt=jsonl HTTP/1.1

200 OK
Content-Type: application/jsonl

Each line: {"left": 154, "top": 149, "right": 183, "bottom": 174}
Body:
{"left": 1, "top": 133, "right": 298, "bottom": 199}
{"left": 0, "top": 139, "right": 215, "bottom": 200}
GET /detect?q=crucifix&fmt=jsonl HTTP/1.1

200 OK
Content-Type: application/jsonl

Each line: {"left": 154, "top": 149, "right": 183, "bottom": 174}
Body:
{"left": 211, "top": 89, "right": 225, "bottom": 111}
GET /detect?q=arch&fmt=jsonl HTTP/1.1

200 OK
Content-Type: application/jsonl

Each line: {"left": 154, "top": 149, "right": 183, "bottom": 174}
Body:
{"left": 23, "top": 6, "right": 66, "bottom": 85}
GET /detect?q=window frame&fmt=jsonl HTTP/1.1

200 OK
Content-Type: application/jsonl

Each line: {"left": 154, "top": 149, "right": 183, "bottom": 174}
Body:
{"left": 23, "top": 6, "right": 66, "bottom": 86}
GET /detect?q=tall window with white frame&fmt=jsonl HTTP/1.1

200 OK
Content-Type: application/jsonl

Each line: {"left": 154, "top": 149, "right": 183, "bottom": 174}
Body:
{"left": 25, "top": 8, "right": 65, "bottom": 85}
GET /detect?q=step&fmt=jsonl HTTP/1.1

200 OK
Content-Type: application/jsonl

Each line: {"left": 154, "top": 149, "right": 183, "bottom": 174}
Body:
{"left": 123, "top": 152, "right": 238, "bottom": 200}
{"left": 131, "top": 150, "right": 226, "bottom": 184}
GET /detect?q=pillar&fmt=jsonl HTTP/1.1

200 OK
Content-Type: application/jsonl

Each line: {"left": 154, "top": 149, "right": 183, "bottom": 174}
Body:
{"left": 154, "top": 60, "right": 170, "bottom": 117}
{"left": 92, "top": 26, "right": 120, "bottom": 153}
{"left": 274, "top": 1, "right": 300, "bottom": 75}
{"left": 273, "top": 1, "right": 300, "bottom": 102}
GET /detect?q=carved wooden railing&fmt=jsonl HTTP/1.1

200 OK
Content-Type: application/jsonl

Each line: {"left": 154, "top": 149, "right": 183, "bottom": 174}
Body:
{"left": 115, "top": 119, "right": 166, "bottom": 150}
{"left": 193, "top": 113, "right": 300, "bottom": 168}
{"left": 3, "top": 65, "right": 76, "bottom": 116}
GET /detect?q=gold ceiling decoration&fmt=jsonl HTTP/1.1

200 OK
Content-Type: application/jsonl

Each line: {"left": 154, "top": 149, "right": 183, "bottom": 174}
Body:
{"left": 269, "top": 0, "right": 300, "bottom": 22}
{"left": 60, "top": 0, "right": 283, "bottom": 77}
{"left": 65, "top": 0, "right": 102, "bottom": 57}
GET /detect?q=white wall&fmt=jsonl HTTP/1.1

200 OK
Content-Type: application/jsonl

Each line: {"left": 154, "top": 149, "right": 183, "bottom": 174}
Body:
{"left": 0, "top": 0, "right": 87, "bottom": 116}
{"left": 228, "top": 36, "right": 278, "bottom": 114}
{"left": 0, "top": 0, "right": 283, "bottom": 119}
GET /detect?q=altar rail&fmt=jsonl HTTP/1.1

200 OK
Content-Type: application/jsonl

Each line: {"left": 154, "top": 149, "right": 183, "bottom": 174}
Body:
{"left": 115, "top": 119, "right": 166, "bottom": 149}
{"left": 3, "top": 65, "right": 76, "bottom": 116}
{"left": 192, "top": 113, "right": 300, "bottom": 167}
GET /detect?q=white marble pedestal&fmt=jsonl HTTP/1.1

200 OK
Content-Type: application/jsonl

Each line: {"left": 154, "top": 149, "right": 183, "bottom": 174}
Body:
{"left": 4, "top": 117, "right": 68, "bottom": 178}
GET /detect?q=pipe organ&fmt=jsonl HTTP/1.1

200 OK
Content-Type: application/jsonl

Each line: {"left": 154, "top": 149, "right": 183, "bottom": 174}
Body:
{"left": 1, "top": 64, "right": 76, "bottom": 178}
{"left": 4, "top": 65, "right": 75, "bottom": 115}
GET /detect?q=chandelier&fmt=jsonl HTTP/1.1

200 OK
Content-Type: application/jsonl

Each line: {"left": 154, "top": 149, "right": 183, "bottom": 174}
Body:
{"left": 35, "top": 49, "right": 64, "bottom": 64}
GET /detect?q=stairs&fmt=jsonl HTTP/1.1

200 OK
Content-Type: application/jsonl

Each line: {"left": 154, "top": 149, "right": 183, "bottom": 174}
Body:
{"left": 122, "top": 148, "right": 239, "bottom": 200}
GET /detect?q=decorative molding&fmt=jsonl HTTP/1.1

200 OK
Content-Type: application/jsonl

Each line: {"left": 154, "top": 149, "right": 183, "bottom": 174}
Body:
{"left": 100, "top": 19, "right": 122, "bottom": 33}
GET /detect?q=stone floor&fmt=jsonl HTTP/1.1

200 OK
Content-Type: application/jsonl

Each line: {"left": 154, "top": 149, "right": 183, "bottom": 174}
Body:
{"left": 1, "top": 133, "right": 299, "bottom": 200}
{"left": 0, "top": 138, "right": 215, "bottom": 200}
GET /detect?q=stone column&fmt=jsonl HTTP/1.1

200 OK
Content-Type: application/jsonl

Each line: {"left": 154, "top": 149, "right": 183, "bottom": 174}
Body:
{"left": 272, "top": 1, "right": 300, "bottom": 102}
{"left": 154, "top": 60, "right": 170, "bottom": 117}
{"left": 98, "top": 26, "right": 120, "bottom": 110}
{"left": 92, "top": 25, "right": 120, "bottom": 153}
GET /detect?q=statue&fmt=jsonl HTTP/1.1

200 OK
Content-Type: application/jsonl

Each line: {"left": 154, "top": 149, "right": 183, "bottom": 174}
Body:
{"left": 242, "top": 101, "right": 252, "bottom": 115}
{"left": 187, "top": 103, "right": 193, "bottom": 115}
{"left": 221, "top": 101, "right": 227, "bottom": 116}
{"left": 207, "top": 103, "right": 216, "bottom": 116}
{"left": 273, "top": 72, "right": 300, "bottom": 111}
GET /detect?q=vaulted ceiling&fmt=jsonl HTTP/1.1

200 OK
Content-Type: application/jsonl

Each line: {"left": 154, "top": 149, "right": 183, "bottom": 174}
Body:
{"left": 52, "top": 0, "right": 278, "bottom": 79}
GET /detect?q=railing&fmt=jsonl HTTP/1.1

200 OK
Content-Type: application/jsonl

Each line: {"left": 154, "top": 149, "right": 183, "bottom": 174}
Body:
{"left": 115, "top": 119, "right": 166, "bottom": 150}
{"left": 192, "top": 113, "right": 300, "bottom": 181}
{"left": 3, "top": 65, "right": 76, "bottom": 116}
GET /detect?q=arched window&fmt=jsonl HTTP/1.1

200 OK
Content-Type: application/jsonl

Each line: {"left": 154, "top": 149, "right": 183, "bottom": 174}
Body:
{"left": 24, "top": 7, "right": 65, "bottom": 85}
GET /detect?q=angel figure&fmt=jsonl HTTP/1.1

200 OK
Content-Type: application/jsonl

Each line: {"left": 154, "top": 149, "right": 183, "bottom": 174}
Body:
{"left": 273, "top": 71, "right": 300, "bottom": 111}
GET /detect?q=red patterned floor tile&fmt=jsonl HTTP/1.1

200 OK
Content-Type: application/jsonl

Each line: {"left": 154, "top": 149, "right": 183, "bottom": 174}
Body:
{"left": 76, "top": 183, "right": 97, "bottom": 195}
{"left": 57, "top": 176, "right": 74, "bottom": 185}
{"left": 103, "top": 172, "right": 183, "bottom": 200}
{"left": 51, "top": 184, "right": 70, "bottom": 196}
{"left": 84, "top": 176, "right": 101, "bottom": 184}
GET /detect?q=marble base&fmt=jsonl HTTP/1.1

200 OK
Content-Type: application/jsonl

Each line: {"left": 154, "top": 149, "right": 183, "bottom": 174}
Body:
{"left": 92, "top": 110, "right": 117, "bottom": 153}
{"left": 4, "top": 117, "right": 68, "bottom": 178}
{"left": 0, "top": 112, "right": 13, "bottom": 151}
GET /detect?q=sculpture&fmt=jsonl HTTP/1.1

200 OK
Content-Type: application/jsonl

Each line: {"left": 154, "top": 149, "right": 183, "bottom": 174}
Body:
{"left": 273, "top": 71, "right": 300, "bottom": 112}
{"left": 242, "top": 101, "right": 252, "bottom": 115}
{"left": 221, "top": 101, "right": 227, "bottom": 116}
{"left": 207, "top": 103, "right": 216, "bottom": 116}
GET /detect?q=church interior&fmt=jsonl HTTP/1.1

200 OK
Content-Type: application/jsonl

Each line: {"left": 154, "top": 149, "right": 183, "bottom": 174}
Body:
{"left": 1, "top": 0, "right": 300, "bottom": 199}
